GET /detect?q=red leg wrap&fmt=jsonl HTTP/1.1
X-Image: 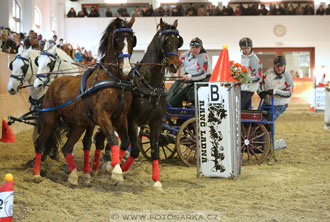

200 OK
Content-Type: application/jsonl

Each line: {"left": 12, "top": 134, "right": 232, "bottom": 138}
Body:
{"left": 83, "top": 150, "right": 90, "bottom": 174}
{"left": 92, "top": 149, "right": 101, "bottom": 171}
{"left": 152, "top": 160, "right": 160, "bottom": 182}
{"left": 121, "top": 156, "right": 135, "bottom": 172}
{"left": 33, "top": 153, "right": 42, "bottom": 175}
{"left": 111, "top": 145, "right": 120, "bottom": 167}
{"left": 65, "top": 153, "right": 76, "bottom": 172}
{"left": 119, "top": 149, "right": 126, "bottom": 161}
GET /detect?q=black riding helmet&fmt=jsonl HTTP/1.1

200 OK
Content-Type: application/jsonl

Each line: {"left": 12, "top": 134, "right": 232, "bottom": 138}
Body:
{"left": 274, "top": 56, "right": 286, "bottom": 66}
{"left": 239, "top": 37, "right": 253, "bottom": 48}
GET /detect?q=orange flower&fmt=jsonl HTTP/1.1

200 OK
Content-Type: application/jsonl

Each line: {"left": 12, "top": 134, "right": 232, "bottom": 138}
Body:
{"left": 234, "top": 63, "right": 241, "bottom": 68}
{"left": 242, "top": 66, "right": 247, "bottom": 73}
{"left": 230, "top": 60, "right": 234, "bottom": 65}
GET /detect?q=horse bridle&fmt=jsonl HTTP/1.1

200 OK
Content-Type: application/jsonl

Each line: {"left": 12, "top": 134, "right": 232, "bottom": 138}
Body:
{"left": 113, "top": 27, "right": 137, "bottom": 61}
{"left": 35, "top": 51, "right": 63, "bottom": 87}
{"left": 158, "top": 29, "right": 183, "bottom": 66}
{"left": 9, "top": 55, "right": 33, "bottom": 89}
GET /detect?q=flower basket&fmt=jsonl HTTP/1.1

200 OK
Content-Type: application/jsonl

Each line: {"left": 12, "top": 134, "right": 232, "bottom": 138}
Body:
{"left": 230, "top": 61, "right": 251, "bottom": 84}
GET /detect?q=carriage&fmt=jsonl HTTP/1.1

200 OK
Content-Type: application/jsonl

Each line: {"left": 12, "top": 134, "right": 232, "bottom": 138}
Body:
{"left": 139, "top": 94, "right": 276, "bottom": 167}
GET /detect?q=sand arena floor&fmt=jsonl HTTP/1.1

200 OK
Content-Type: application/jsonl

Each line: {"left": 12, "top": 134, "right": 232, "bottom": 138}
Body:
{"left": 1, "top": 103, "right": 330, "bottom": 222}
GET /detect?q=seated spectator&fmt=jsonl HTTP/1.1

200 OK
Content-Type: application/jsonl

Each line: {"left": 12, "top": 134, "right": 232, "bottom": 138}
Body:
{"left": 221, "top": 6, "right": 229, "bottom": 16}
{"left": 208, "top": 5, "right": 219, "bottom": 16}
{"left": 239, "top": 3, "right": 246, "bottom": 15}
{"left": 197, "top": 5, "right": 207, "bottom": 16}
{"left": 176, "top": 3, "right": 184, "bottom": 16}
{"left": 171, "top": 8, "right": 180, "bottom": 16}
{"left": 304, "top": 3, "right": 314, "bottom": 15}
{"left": 39, "top": 40, "right": 45, "bottom": 51}
{"left": 295, "top": 4, "right": 304, "bottom": 15}
{"left": 163, "top": 7, "right": 170, "bottom": 16}
{"left": 276, "top": 4, "right": 285, "bottom": 15}
{"left": 152, "top": 8, "right": 162, "bottom": 16}
{"left": 67, "top": 8, "right": 76, "bottom": 17}
{"left": 147, "top": 5, "right": 154, "bottom": 16}
{"left": 1, "top": 30, "right": 17, "bottom": 53}
{"left": 259, "top": 4, "right": 268, "bottom": 15}
{"left": 227, "top": 5, "right": 234, "bottom": 15}
{"left": 285, "top": 4, "right": 295, "bottom": 15}
{"left": 29, "top": 30, "right": 39, "bottom": 49}
{"left": 142, "top": 5, "right": 148, "bottom": 16}
{"left": 105, "top": 8, "right": 113, "bottom": 17}
{"left": 82, "top": 7, "right": 88, "bottom": 17}
{"left": 117, "top": 4, "right": 128, "bottom": 17}
{"left": 133, "top": 7, "right": 142, "bottom": 17}
{"left": 326, "top": 4, "right": 330, "bottom": 15}
{"left": 89, "top": 6, "right": 100, "bottom": 17}
{"left": 186, "top": 3, "right": 197, "bottom": 16}
{"left": 12, "top": 32, "right": 21, "bottom": 52}
{"left": 316, "top": 4, "right": 325, "bottom": 15}
{"left": 233, "top": 6, "right": 242, "bottom": 16}
{"left": 77, "top": 11, "right": 84, "bottom": 17}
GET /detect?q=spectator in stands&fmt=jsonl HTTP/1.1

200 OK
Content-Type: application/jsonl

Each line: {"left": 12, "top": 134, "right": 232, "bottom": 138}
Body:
{"left": 171, "top": 7, "right": 180, "bottom": 16}
{"left": 74, "top": 46, "right": 83, "bottom": 62}
{"left": 197, "top": 5, "right": 207, "bottom": 16}
{"left": 239, "top": 37, "right": 262, "bottom": 110}
{"left": 208, "top": 5, "right": 220, "bottom": 16}
{"left": 269, "top": 4, "right": 277, "bottom": 15}
{"left": 67, "top": 8, "right": 76, "bottom": 17}
{"left": 142, "top": 6, "right": 148, "bottom": 16}
{"left": 147, "top": 4, "right": 154, "bottom": 16}
{"left": 77, "top": 11, "right": 84, "bottom": 17}
{"left": 117, "top": 4, "right": 128, "bottom": 17}
{"left": 53, "top": 34, "right": 58, "bottom": 44}
{"left": 326, "top": 4, "right": 330, "bottom": 15}
{"left": 89, "top": 6, "right": 100, "bottom": 17}
{"left": 58, "top": 38, "right": 64, "bottom": 49}
{"left": 239, "top": 3, "right": 246, "bottom": 15}
{"left": 259, "top": 4, "right": 268, "bottom": 15}
{"left": 316, "top": 4, "right": 325, "bottom": 15}
{"left": 228, "top": 5, "right": 234, "bottom": 15}
{"left": 276, "top": 4, "right": 285, "bottom": 15}
{"left": 152, "top": 8, "right": 162, "bottom": 16}
{"left": 105, "top": 8, "right": 113, "bottom": 17}
{"left": 186, "top": 3, "right": 197, "bottom": 16}
{"left": 246, "top": 4, "right": 258, "bottom": 15}
{"left": 233, "top": 6, "right": 242, "bottom": 16}
{"left": 12, "top": 32, "right": 21, "bottom": 52}
{"left": 39, "top": 40, "right": 45, "bottom": 51}
{"left": 295, "top": 4, "right": 304, "bottom": 15}
{"left": 163, "top": 7, "right": 170, "bottom": 16}
{"left": 133, "top": 7, "right": 142, "bottom": 17}
{"left": 221, "top": 6, "right": 229, "bottom": 16}
{"left": 175, "top": 3, "right": 184, "bottom": 16}
{"left": 1, "top": 30, "right": 16, "bottom": 53}
{"left": 304, "top": 3, "right": 314, "bottom": 15}
{"left": 29, "top": 30, "right": 39, "bottom": 49}
{"left": 285, "top": 4, "right": 295, "bottom": 15}
{"left": 82, "top": 7, "right": 88, "bottom": 17}
{"left": 259, "top": 56, "right": 293, "bottom": 120}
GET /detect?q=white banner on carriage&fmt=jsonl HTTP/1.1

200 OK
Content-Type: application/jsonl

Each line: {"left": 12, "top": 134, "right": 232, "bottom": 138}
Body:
{"left": 197, "top": 83, "right": 233, "bottom": 178}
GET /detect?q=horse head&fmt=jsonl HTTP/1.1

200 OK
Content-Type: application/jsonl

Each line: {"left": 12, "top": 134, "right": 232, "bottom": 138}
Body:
{"left": 33, "top": 42, "right": 58, "bottom": 88}
{"left": 99, "top": 16, "right": 136, "bottom": 77}
{"left": 157, "top": 18, "right": 183, "bottom": 73}
{"left": 7, "top": 47, "right": 39, "bottom": 95}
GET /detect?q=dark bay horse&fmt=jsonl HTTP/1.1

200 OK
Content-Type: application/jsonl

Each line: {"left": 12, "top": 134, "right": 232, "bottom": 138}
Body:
{"left": 33, "top": 17, "right": 136, "bottom": 185}
{"left": 94, "top": 19, "right": 182, "bottom": 190}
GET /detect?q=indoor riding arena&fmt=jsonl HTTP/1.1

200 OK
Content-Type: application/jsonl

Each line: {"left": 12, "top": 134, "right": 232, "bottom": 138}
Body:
{"left": 1, "top": 0, "right": 330, "bottom": 221}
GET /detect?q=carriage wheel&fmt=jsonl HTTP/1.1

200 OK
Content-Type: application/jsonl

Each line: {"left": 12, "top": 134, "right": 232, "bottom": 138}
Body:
{"left": 176, "top": 118, "right": 197, "bottom": 167}
{"left": 241, "top": 123, "right": 270, "bottom": 166}
{"left": 139, "top": 125, "right": 176, "bottom": 161}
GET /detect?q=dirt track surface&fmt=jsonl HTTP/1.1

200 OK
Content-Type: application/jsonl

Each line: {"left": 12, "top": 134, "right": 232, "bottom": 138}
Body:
{"left": 1, "top": 104, "right": 330, "bottom": 222}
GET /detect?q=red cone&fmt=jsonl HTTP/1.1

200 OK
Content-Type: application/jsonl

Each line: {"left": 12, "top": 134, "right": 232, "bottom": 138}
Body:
{"left": 210, "top": 45, "right": 238, "bottom": 83}
{"left": 317, "top": 73, "right": 327, "bottom": 87}
{"left": 0, "top": 174, "right": 14, "bottom": 222}
{"left": 0, "top": 118, "right": 16, "bottom": 143}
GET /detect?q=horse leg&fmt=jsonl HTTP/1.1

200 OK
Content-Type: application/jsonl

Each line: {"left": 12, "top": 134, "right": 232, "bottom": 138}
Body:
{"left": 61, "top": 126, "right": 85, "bottom": 186}
{"left": 149, "top": 122, "right": 163, "bottom": 191}
{"left": 121, "top": 121, "right": 139, "bottom": 172}
{"left": 33, "top": 113, "right": 57, "bottom": 183}
{"left": 91, "top": 128, "right": 106, "bottom": 176}
{"left": 80, "top": 126, "right": 94, "bottom": 184}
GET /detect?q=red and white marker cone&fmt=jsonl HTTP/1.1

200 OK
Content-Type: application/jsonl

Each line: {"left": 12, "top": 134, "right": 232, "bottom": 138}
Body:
{"left": 0, "top": 174, "right": 14, "bottom": 222}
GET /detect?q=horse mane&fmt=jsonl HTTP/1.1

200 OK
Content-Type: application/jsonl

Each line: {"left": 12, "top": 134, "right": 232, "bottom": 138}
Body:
{"left": 98, "top": 18, "right": 126, "bottom": 58}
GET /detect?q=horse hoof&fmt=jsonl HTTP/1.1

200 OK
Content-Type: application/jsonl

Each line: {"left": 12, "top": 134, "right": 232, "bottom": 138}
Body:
{"left": 80, "top": 173, "right": 91, "bottom": 184}
{"left": 102, "top": 161, "right": 113, "bottom": 173}
{"left": 68, "top": 169, "right": 78, "bottom": 186}
{"left": 90, "top": 170, "right": 98, "bottom": 177}
{"left": 152, "top": 181, "right": 164, "bottom": 191}
{"left": 111, "top": 164, "right": 124, "bottom": 183}
{"left": 33, "top": 174, "right": 43, "bottom": 183}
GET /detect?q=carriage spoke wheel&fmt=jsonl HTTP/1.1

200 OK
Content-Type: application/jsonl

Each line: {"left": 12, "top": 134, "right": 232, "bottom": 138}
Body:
{"left": 176, "top": 118, "right": 197, "bottom": 167}
{"left": 139, "top": 126, "right": 176, "bottom": 161}
{"left": 241, "top": 123, "right": 270, "bottom": 166}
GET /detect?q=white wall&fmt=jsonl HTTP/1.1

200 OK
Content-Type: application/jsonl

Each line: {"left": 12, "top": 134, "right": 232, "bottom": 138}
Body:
{"left": 63, "top": 16, "right": 330, "bottom": 79}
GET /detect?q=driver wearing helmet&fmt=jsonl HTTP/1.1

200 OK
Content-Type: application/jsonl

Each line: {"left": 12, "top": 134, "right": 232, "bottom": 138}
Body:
{"left": 168, "top": 37, "right": 210, "bottom": 107}
{"left": 239, "top": 37, "right": 263, "bottom": 110}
